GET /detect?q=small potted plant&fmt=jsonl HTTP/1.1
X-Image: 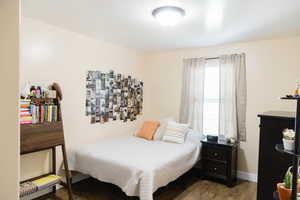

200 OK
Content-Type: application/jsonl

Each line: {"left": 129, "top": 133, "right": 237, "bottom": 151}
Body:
{"left": 277, "top": 166, "right": 292, "bottom": 200}
{"left": 283, "top": 129, "right": 295, "bottom": 151}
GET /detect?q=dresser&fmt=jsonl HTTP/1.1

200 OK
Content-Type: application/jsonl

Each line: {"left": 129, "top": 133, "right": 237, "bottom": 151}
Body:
{"left": 201, "top": 139, "right": 237, "bottom": 186}
{"left": 257, "top": 111, "right": 295, "bottom": 200}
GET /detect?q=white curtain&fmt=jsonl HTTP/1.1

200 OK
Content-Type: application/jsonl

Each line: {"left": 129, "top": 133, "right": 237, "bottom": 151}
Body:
{"left": 219, "top": 53, "right": 247, "bottom": 141}
{"left": 179, "top": 58, "right": 206, "bottom": 136}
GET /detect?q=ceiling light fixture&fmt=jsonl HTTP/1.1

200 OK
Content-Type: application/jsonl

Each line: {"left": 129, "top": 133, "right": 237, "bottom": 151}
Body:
{"left": 152, "top": 6, "right": 185, "bottom": 26}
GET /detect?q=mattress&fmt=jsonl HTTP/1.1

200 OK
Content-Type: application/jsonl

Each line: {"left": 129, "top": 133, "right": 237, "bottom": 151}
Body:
{"left": 68, "top": 130, "right": 201, "bottom": 200}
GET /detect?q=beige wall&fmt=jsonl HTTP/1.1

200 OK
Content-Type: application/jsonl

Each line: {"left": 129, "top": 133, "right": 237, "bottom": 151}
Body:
{"left": 0, "top": 0, "right": 19, "bottom": 199}
{"left": 141, "top": 36, "right": 300, "bottom": 174}
{"left": 20, "top": 17, "right": 145, "bottom": 180}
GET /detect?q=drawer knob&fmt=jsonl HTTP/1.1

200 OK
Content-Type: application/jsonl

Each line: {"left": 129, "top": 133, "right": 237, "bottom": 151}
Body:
{"left": 214, "top": 167, "right": 217, "bottom": 171}
{"left": 214, "top": 152, "right": 218, "bottom": 157}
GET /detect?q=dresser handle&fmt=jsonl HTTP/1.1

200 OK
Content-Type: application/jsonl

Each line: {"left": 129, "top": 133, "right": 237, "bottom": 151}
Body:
{"left": 214, "top": 167, "right": 217, "bottom": 171}
{"left": 214, "top": 152, "right": 218, "bottom": 157}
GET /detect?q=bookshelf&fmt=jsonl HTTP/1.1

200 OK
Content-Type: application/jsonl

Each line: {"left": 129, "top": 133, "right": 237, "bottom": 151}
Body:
{"left": 20, "top": 83, "right": 73, "bottom": 200}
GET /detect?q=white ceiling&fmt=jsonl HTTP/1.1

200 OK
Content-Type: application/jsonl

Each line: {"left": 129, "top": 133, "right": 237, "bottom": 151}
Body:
{"left": 22, "top": 0, "right": 300, "bottom": 50}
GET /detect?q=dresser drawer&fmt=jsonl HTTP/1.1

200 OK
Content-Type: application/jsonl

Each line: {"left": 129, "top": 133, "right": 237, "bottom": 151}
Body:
{"left": 203, "top": 160, "right": 227, "bottom": 179}
{"left": 202, "top": 146, "right": 227, "bottom": 162}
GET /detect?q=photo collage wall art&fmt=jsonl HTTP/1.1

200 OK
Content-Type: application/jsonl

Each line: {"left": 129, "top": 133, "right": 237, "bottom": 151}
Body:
{"left": 86, "top": 70, "right": 143, "bottom": 124}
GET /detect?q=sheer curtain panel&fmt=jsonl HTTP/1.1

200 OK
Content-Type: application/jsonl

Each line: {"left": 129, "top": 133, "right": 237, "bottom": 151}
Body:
{"left": 219, "top": 53, "right": 247, "bottom": 141}
{"left": 179, "top": 58, "right": 206, "bottom": 137}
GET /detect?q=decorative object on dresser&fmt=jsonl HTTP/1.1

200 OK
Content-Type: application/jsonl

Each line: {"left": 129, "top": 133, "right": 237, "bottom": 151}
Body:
{"left": 20, "top": 83, "right": 73, "bottom": 200}
{"left": 282, "top": 128, "right": 295, "bottom": 151}
{"left": 201, "top": 139, "right": 237, "bottom": 187}
{"left": 257, "top": 111, "right": 294, "bottom": 200}
{"left": 276, "top": 166, "right": 293, "bottom": 200}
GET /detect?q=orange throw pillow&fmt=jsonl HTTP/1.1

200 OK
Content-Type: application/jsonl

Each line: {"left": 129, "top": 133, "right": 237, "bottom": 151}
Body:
{"left": 136, "top": 121, "right": 160, "bottom": 140}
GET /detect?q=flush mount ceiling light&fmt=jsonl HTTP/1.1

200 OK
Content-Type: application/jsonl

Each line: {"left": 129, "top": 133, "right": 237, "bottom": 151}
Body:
{"left": 152, "top": 6, "right": 185, "bottom": 26}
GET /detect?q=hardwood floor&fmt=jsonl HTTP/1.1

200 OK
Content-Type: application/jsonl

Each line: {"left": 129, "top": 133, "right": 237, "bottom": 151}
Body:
{"left": 37, "top": 171, "right": 257, "bottom": 200}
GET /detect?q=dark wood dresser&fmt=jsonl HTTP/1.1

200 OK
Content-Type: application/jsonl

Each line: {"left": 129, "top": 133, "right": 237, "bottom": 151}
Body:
{"left": 257, "top": 111, "right": 295, "bottom": 200}
{"left": 201, "top": 139, "right": 237, "bottom": 186}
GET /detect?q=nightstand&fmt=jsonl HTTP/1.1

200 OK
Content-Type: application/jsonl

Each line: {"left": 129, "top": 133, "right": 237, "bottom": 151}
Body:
{"left": 201, "top": 139, "right": 237, "bottom": 187}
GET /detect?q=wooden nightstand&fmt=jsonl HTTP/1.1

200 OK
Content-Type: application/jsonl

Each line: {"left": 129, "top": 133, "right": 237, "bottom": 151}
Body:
{"left": 201, "top": 139, "right": 237, "bottom": 187}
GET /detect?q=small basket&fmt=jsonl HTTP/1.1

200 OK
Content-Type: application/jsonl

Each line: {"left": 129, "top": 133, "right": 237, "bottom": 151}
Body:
{"left": 283, "top": 138, "right": 295, "bottom": 151}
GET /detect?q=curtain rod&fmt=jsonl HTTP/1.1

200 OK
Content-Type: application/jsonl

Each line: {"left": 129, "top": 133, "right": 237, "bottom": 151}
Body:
{"left": 205, "top": 57, "right": 220, "bottom": 60}
{"left": 189, "top": 53, "right": 245, "bottom": 60}
{"left": 185, "top": 56, "right": 220, "bottom": 60}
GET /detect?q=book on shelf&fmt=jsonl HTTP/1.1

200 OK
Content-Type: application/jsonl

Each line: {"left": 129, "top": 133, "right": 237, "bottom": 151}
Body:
{"left": 20, "top": 100, "right": 59, "bottom": 124}
{"left": 20, "top": 181, "right": 38, "bottom": 198}
{"left": 48, "top": 105, "right": 52, "bottom": 122}
{"left": 20, "top": 100, "right": 32, "bottom": 124}
{"left": 19, "top": 175, "right": 61, "bottom": 197}
{"left": 40, "top": 105, "right": 44, "bottom": 123}
{"left": 31, "top": 174, "right": 61, "bottom": 191}
{"left": 44, "top": 105, "right": 48, "bottom": 122}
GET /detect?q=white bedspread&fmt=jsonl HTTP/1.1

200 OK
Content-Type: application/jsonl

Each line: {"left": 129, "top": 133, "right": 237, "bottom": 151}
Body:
{"left": 68, "top": 130, "right": 201, "bottom": 200}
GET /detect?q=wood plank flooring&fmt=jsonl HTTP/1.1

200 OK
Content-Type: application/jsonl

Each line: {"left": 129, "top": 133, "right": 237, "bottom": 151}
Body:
{"left": 37, "top": 171, "right": 256, "bottom": 200}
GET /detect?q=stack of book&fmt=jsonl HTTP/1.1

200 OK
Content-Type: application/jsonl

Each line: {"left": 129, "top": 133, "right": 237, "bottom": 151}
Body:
{"left": 19, "top": 175, "right": 61, "bottom": 198}
{"left": 20, "top": 98, "right": 59, "bottom": 124}
{"left": 32, "top": 174, "right": 61, "bottom": 191}
{"left": 30, "top": 104, "right": 58, "bottom": 124}
{"left": 20, "top": 100, "right": 33, "bottom": 124}
{"left": 20, "top": 182, "right": 38, "bottom": 198}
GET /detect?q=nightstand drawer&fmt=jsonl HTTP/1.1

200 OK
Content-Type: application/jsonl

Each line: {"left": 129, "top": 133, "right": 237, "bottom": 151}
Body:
{"left": 202, "top": 146, "right": 227, "bottom": 162}
{"left": 203, "top": 160, "right": 227, "bottom": 179}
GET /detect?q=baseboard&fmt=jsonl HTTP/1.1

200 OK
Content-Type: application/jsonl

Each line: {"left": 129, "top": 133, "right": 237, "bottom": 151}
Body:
{"left": 237, "top": 170, "right": 257, "bottom": 183}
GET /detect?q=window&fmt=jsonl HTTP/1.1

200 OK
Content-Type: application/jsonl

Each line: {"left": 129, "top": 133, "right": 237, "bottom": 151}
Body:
{"left": 203, "top": 59, "right": 220, "bottom": 136}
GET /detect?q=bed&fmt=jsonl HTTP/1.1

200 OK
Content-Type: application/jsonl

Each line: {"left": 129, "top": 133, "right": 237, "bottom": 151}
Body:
{"left": 68, "top": 129, "right": 201, "bottom": 200}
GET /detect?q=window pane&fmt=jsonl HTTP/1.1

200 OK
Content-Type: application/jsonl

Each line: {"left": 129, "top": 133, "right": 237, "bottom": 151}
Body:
{"left": 203, "top": 59, "right": 220, "bottom": 136}
{"left": 203, "top": 102, "right": 219, "bottom": 135}
{"left": 204, "top": 62, "right": 219, "bottom": 99}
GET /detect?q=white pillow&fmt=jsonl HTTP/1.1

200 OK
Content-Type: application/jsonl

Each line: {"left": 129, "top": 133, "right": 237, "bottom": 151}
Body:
{"left": 162, "top": 121, "right": 189, "bottom": 144}
{"left": 153, "top": 117, "right": 175, "bottom": 141}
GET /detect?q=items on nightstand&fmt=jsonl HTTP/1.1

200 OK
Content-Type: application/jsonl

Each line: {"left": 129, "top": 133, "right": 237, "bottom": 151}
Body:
{"left": 228, "top": 137, "right": 236, "bottom": 144}
{"left": 206, "top": 135, "right": 218, "bottom": 142}
{"left": 201, "top": 139, "right": 237, "bottom": 187}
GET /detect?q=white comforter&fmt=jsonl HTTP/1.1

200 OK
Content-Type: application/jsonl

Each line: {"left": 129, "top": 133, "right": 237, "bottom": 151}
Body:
{"left": 68, "top": 130, "right": 201, "bottom": 200}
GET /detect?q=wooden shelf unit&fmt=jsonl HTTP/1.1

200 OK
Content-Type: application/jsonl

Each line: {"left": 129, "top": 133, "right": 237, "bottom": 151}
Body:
{"left": 20, "top": 96, "right": 73, "bottom": 200}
